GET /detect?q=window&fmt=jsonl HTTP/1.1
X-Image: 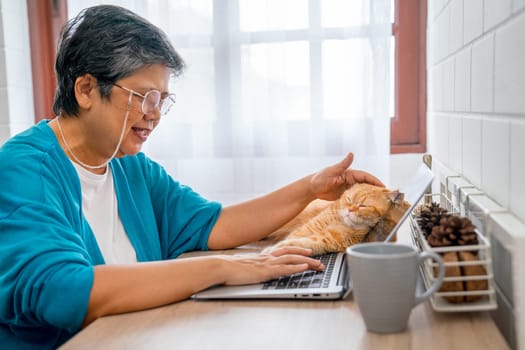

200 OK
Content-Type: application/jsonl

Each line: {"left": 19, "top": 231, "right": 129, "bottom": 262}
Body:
{"left": 28, "top": 0, "right": 426, "bottom": 155}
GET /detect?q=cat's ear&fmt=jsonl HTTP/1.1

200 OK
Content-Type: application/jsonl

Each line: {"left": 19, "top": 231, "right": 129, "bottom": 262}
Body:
{"left": 390, "top": 190, "right": 405, "bottom": 204}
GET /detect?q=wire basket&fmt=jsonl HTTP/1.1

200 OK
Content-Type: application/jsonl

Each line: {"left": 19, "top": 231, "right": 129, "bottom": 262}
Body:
{"left": 409, "top": 194, "right": 497, "bottom": 312}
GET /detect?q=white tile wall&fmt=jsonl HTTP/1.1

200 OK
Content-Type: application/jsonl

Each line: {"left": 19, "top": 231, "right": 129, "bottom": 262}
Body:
{"left": 448, "top": 115, "right": 462, "bottom": 172}
{"left": 471, "top": 34, "right": 494, "bottom": 112}
{"left": 510, "top": 121, "right": 525, "bottom": 220}
{"left": 429, "top": 1, "right": 525, "bottom": 346}
{"left": 431, "top": 0, "right": 446, "bottom": 21}
{"left": 484, "top": 0, "right": 512, "bottom": 31}
{"left": 494, "top": 13, "right": 525, "bottom": 114}
{"left": 454, "top": 47, "right": 470, "bottom": 111}
{"left": 441, "top": 5, "right": 451, "bottom": 59}
{"left": 429, "top": 0, "right": 525, "bottom": 221}
{"left": 432, "top": 65, "right": 443, "bottom": 110}
{"left": 461, "top": 116, "right": 482, "bottom": 187}
{"left": 429, "top": 113, "right": 449, "bottom": 163}
{"left": 449, "top": 0, "right": 463, "bottom": 53}
{"left": 432, "top": 4, "right": 451, "bottom": 63}
{"left": 463, "top": 0, "right": 483, "bottom": 44}
{"left": 442, "top": 58, "right": 455, "bottom": 110}
{"left": 481, "top": 118, "right": 510, "bottom": 207}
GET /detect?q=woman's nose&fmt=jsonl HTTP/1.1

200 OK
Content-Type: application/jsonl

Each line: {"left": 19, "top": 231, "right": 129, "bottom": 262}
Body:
{"left": 143, "top": 108, "right": 160, "bottom": 121}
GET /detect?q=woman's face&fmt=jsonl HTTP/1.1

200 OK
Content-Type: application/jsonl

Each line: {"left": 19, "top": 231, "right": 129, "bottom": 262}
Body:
{"left": 103, "top": 64, "right": 172, "bottom": 158}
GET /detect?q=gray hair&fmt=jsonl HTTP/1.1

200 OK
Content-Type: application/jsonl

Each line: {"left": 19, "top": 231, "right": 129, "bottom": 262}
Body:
{"left": 53, "top": 4, "right": 185, "bottom": 117}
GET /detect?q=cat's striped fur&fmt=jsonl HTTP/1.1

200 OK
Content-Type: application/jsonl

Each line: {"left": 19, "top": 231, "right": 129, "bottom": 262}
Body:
{"left": 263, "top": 184, "right": 410, "bottom": 255}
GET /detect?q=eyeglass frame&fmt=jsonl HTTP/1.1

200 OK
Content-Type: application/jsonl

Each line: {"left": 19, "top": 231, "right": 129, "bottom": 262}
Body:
{"left": 112, "top": 83, "right": 176, "bottom": 116}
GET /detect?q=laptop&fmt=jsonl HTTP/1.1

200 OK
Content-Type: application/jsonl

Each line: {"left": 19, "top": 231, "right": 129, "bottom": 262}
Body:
{"left": 192, "top": 164, "right": 434, "bottom": 301}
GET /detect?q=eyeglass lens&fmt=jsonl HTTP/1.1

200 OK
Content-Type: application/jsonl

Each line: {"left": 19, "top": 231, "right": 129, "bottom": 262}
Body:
{"left": 143, "top": 90, "right": 160, "bottom": 115}
{"left": 143, "top": 90, "right": 175, "bottom": 115}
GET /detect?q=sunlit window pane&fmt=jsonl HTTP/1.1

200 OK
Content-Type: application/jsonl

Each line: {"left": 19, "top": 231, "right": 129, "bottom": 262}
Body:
{"left": 321, "top": 0, "right": 369, "bottom": 27}
{"left": 168, "top": 48, "right": 216, "bottom": 121}
{"left": 239, "top": 0, "right": 308, "bottom": 31}
{"left": 70, "top": 0, "right": 214, "bottom": 36}
{"left": 162, "top": 0, "right": 213, "bottom": 36}
{"left": 391, "top": 0, "right": 395, "bottom": 23}
{"left": 323, "top": 39, "right": 371, "bottom": 119}
{"left": 67, "top": 0, "right": 117, "bottom": 16}
{"left": 241, "top": 42, "right": 310, "bottom": 120}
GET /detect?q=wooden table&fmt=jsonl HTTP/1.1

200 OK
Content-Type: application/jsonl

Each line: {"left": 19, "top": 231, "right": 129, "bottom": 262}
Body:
{"left": 60, "top": 224, "right": 510, "bottom": 350}
{"left": 60, "top": 295, "right": 508, "bottom": 350}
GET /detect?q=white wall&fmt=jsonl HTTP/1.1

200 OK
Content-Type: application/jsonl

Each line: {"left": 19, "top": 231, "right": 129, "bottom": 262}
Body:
{"left": 0, "top": 0, "right": 35, "bottom": 144}
{"left": 428, "top": 0, "right": 525, "bottom": 223}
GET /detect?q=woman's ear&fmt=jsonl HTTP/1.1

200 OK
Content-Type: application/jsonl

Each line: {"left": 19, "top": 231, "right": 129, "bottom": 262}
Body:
{"left": 74, "top": 74, "right": 98, "bottom": 110}
{"left": 390, "top": 190, "right": 405, "bottom": 204}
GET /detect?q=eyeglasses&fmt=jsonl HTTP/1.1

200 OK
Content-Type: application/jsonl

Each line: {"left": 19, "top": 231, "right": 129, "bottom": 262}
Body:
{"left": 112, "top": 83, "right": 176, "bottom": 116}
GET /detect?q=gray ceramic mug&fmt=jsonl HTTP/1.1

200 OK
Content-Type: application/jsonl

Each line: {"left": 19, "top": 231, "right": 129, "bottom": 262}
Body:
{"left": 346, "top": 242, "right": 445, "bottom": 333}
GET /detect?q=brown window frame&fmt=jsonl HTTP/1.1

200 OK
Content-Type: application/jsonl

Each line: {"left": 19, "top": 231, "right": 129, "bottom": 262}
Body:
{"left": 27, "top": 0, "right": 67, "bottom": 121}
{"left": 391, "top": 0, "right": 427, "bottom": 154}
{"left": 27, "top": 0, "right": 426, "bottom": 154}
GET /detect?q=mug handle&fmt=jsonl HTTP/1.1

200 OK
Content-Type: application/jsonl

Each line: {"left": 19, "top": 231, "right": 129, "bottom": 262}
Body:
{"left": 414, "top": 251, "right": 445, "bottom": 305}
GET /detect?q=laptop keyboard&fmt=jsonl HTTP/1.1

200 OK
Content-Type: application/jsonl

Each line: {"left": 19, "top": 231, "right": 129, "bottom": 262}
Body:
{"left": 262, "top": 253, "right": 338, "bottom": 290}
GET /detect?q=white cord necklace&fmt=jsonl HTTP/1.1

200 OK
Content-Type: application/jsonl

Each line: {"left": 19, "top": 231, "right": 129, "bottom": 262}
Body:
{"left": 56, "top": 96, "right": 131, "bottom": 170}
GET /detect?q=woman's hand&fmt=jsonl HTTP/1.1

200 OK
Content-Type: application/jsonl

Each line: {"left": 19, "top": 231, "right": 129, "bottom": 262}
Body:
{"left": 309, "top": 152, "right": 384, "bottom": 201}
{"left": 220, "top": 247, "right": 324, "bottom": 286}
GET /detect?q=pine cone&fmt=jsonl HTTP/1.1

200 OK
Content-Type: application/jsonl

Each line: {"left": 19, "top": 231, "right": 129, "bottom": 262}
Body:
{"left": 427, "top": 214, "right": 478, "bottom": 248}
{"left": 414, "top": 202, "right": 448, "bottom": 238}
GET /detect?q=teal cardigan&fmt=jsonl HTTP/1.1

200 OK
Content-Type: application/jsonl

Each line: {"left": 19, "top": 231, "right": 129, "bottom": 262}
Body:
{"left": 0, "top": 121, "right": 221, "bottom": 349}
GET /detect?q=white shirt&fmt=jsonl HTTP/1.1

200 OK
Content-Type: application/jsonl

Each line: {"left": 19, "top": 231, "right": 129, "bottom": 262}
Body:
{"left": 72, "top": 162, "right": 137, "bottom": 264}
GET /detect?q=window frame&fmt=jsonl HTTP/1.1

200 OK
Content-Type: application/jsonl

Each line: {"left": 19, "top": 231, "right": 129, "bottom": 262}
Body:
{"left": 390, "top": 0, "right": 427, "bottom": 154}
{"left": 27, "top": 0, "right": 67, "bottom": 121}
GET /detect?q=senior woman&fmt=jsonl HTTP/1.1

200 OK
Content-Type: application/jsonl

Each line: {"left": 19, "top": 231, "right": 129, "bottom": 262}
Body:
{"left": 0, "top": 5, "right": 383, "bottom": 349}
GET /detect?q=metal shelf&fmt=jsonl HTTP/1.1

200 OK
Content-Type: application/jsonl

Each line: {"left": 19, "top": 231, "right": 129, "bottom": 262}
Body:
{"left": 409, "top": 195, "right": 497, "bottom": 312}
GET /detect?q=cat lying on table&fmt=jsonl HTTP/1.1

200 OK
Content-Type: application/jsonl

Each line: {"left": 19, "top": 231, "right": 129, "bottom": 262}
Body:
{"left": 262, "top": 183, "right": 410, "bottom": 255}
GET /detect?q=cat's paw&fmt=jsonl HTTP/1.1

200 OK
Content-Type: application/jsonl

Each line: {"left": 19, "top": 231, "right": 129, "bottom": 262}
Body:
{"left": 262, "top": 239, "right": 320, "bottom": 255}
{"left": 261, "top": 241, "right": 301, "bottom": 255}
{"left": 263, "top": 229, "right": 291, "bottom": 242}
{"left": 261, "top": 243, "right": 284, "bottom": 255}
{"left": 261, "top": 246, "right": 275, "bottom": 255}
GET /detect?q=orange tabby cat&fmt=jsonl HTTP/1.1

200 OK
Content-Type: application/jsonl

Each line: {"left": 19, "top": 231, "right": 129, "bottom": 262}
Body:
{"left": 262, "top": 183, "right": 410, "bottom": 255}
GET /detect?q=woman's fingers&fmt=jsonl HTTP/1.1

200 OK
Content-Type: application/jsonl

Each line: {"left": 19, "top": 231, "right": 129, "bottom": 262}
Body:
{"left": 273, "top": 254, "right": 324, "bottom": 271}
{"left": 223, "top": 249, "right": 325, "bottom": 286}
{"left": 270, "top": 263, "right": 310, "bottom": 278}
{"left": 268, "top": 247, "right": 323, "bottom": 270}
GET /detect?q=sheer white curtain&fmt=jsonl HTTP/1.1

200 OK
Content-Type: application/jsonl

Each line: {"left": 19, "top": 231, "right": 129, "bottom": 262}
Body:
{"left": 68, "top": 0, "right": 392, "bottom": 204}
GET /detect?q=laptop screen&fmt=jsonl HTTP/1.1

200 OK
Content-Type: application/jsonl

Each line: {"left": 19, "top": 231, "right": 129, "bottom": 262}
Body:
{"left": 383, "top": 164, "right": 434, "bottom": 242}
